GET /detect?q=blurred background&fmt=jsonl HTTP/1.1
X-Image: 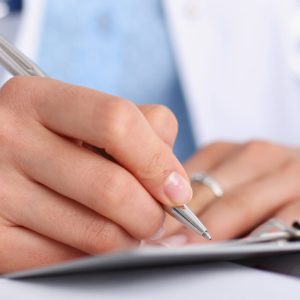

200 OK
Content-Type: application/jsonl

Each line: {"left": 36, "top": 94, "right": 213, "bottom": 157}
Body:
{"left": 1, "top": 0, "right": 300, "bottom": 161}
{"left": 0, "top": 0, "right": 196, "bottom": 162}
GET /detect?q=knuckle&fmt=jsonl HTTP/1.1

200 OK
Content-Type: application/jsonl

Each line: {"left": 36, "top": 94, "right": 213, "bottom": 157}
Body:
{"left": 81, "top": 218, "right": 120, "bottom": 254}
{"left": 89, "top": 167, "right": 131, "bottom": 210}
{"left": 238, "top": 140, "right": 287, "bottom": 168}
{"left": 103, "top": 98, "right": 138, "bottom": 141}
{"left": 0, "top": 77, "right": 47, "bottom": 119}
{"left": 203, "top": 141, "right": 233, "bottom": 152}
{"left": 148, "top": 105, "right": 178, "bottom": 134}
{"left": 0, "top": 115, "right": 25, "bottom": 152}
{"left": 243, "top": 140, "right": 278, "bottom": 156}
{"left": 1, "top": 77, "right": 27, "bottom": 97}
{"left": 1, "top": 76, "right": 38, "bottom": 107}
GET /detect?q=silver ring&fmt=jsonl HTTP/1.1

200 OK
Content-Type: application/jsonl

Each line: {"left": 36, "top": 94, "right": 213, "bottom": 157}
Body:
{"left": 191, "top": 172, "right": 224, "bottom": 198}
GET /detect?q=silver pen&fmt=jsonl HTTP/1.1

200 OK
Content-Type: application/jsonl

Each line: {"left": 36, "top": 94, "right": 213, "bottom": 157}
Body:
{"left": 0, "top": 35, "right": 211, "bottom": 241}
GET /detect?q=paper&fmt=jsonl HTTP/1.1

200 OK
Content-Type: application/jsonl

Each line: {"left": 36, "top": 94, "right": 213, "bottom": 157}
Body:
{"left": 1, "top": 262, "right": 300, "bottom": 300}
{"left": 5, "top": 241, "right": 300, "bottom": 279}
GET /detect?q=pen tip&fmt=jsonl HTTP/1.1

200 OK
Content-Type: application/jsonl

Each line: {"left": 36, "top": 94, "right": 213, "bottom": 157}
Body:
{"left": 202, "top": 231, "right": 212, "bottom": 241}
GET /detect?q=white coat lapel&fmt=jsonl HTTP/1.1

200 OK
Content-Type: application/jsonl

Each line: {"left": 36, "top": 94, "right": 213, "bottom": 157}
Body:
{"left": 164, "top": 0, "right": 300, "bottom": 146}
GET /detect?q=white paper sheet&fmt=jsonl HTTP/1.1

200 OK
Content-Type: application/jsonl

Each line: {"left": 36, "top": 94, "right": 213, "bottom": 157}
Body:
{"left": 1, "top": 262, "right": 300, "bottom": 300}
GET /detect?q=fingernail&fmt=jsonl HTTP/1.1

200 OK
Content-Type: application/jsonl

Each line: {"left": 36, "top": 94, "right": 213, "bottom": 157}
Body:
{"left": 160, "top": 234, "right": 188, "bottom": 247}
{"left": 149, "top": 226, "right": 165, "bottom": 241}
{"left": 164, "top": 172, "right": 193, "bottom": 205}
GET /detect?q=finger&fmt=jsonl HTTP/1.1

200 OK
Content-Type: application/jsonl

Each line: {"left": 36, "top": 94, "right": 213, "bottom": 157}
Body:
{"left": 184, "top": 142, "right": 239, "bottom": 175}
{"left": 7, "top": 126, "right": 165, "bottom": 239}
{"left": 0, "top": 222, "right": 85, "bottom": 273}
{"left": 162, "top": 142, "right": 238, "bottom": 237}
{"left": 172, "top": 141, "right": 289, "bottom": 239}
{"left": 2, "top": 172, "right": 139, "bottom": 254}
{"left": 14, "top": 125, "right": 165, "bottom": 240}
{"left": 178, "top": 159, "right": 300, "bottom": 243}
{"left": 7, "top": 77, "right": 191, "bottom": 207}
{"left": 84, "top": 104, "right": 178, "bottom": 159}
{"left": 186, "top": 142, "right": 239, "bottom": 210}
{"left": 274, "top": 199, "right": 300, "bottom": 225}
{"left": 172, "top": 141, "right": 289, "bottom": 234}
{"left": 208, "top": 141, "right": 288, "bottom": 192}
{"left": 138, "top": 104, "right": 178, "bottom": 148}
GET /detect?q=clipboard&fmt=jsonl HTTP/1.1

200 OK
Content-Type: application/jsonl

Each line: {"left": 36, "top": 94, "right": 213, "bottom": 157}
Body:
{"left": 5, "top": 219, "right": 300, "bottom": 279}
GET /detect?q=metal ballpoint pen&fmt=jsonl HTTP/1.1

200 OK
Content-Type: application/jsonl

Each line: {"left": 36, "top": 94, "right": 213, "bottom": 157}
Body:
{"left": 0, "top": 36, "right": 46, "bottom": 77}
{"left": 0, "top": 35, "right": 211, "bottom": 241}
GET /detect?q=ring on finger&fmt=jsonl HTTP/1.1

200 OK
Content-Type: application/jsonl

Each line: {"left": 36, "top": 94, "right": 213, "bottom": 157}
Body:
{"left": 191, "top": 172, "right": 224, "bottom": 198}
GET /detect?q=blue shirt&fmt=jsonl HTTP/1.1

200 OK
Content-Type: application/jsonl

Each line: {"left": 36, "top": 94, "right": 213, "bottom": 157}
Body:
{"left": 38, "top": 0, "right": 196, "bottom": 161}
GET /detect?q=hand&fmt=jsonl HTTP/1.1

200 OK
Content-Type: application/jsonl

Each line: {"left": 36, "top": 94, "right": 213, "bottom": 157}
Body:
{"left": 161, "top": 141, "right": 300, "bottom": 245}
{"left": 0, "top": 77, "right": 192, "bottom": 272}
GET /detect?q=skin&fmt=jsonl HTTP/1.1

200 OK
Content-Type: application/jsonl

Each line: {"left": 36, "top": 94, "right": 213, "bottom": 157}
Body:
{"left": 1, "top": 77, "right": 298, "bottom": 271}
{"left": 161, "top": 141, "right": 300, "bottom": 245}
{"left": 0, "top": 76, "right": 187, "bottom": 273}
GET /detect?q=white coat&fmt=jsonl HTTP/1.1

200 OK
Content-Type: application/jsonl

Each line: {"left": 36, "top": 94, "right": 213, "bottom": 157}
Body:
{"left": 10, "top": 0, "right": 300, "bottom": 147}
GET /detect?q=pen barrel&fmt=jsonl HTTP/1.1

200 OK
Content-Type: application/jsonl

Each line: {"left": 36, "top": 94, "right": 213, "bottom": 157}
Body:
{"left": 164, "top": 204, "right": 208, "bottom": 236}
{"left": 0, "top": 35, "right": 46, "bottom": 77}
